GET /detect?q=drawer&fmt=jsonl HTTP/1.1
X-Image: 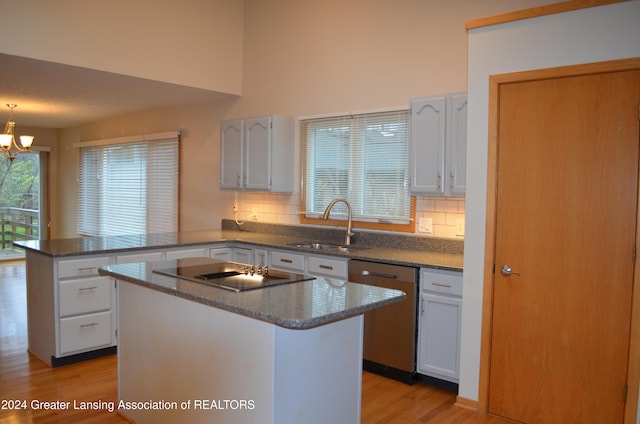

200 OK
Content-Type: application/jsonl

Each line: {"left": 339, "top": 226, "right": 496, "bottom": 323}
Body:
{"left": 270, "top": 250, "right": 305, "bottom": 272}
{"left": 59, "top": 311, "right": 113, "bottom": 355}
{"left": 209, "top": 247, "right": 233, "bottom": 260}
{"left": 59, "top": 277, "right": 113, "bottom": 317}
{"left": 421, "top": 268, "right": 463, "bottom": 296}
{"left": 166, "top": 247, "right": 207, "bottom": 260}
{"left": 308, "top": 255, "right": 347, "bottom": 278}
{"left": 58, "top": 256, "right": 111, "bottom": 279}
{"left": 116, "top": 250, "right": 163, "bottom": 264}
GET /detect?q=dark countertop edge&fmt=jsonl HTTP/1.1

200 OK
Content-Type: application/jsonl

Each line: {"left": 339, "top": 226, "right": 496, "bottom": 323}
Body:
{"left": 99, "top": 268, "right": 406, "bottom": 330}
{"left": 17, "top": 230, "right": 463, "bottom": 271}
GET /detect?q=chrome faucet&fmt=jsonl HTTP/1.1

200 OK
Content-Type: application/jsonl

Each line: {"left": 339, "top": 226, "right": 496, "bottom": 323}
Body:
{"left": 321, "top": 198, "right": 355, "bottom": 246}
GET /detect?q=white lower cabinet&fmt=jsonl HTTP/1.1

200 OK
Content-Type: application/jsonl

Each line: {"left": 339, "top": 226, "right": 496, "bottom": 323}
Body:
{"left": 58, "top": 277, "right": 113, "bottom": 317}
{"left": 27, "top": 244, "right": 222, "bottom": 366}
{"left": 417, "top": 268, "right": 462, "bottom": 383}
{"left": 307, "top": 254, "right": 348, "bottom": 279}
{"left": 166, "top": 247, "right": 207, "bottom": 260}
{"left": 59, "top": 311, "right": 113, "bottom": 355}
{"left": 251, "top": 248, "right": 347, "bottom": 279}
{"left": 209, "top": 247, "right": 233, "bottom": 260}
{"left": 56, "top": 256, "right": 117, "bottom": 360}
{"left": 270, "top": 249, "right": 306, "bottom": 272}
{"left": 233, "top": 247, "right": 252, "bottom": 264}
{"left": 253, "top": 248, "right": 269, "bottom": 266}
{"left": 209, "top": 246, "right": 255, "bottom": 262}
{"left": 116, "top": 250, "right": 163, "bottom": 264}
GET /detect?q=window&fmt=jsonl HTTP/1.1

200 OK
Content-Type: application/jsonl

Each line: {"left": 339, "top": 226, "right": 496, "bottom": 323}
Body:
{"left": 301, "top": 110, "right": 415, "bottom": 232}
{"left": 76, "top": 131, "right": 179, "bottom": 237}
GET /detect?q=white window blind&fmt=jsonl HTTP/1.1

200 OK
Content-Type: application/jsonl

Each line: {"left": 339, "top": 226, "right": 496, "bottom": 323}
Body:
{"left": 76, "top": 132, "right": 179, "bottom": 237}
{"left": 302, "top": 110, "right": 411, "bottom": 223}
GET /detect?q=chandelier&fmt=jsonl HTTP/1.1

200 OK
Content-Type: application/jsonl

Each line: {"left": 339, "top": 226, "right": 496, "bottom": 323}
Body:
{"left": 0, "top": 104, "right": 34, "bottom": 160}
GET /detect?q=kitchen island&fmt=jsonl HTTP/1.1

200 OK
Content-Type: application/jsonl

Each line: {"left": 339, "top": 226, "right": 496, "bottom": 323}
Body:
{"left": 99, "top": 257, "right": 405, "bottom": 424}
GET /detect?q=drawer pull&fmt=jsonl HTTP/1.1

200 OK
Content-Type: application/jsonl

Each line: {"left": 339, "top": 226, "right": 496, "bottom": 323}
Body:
{"left": 279, "top": 258, "right": 293, "bottom": 264}
{"left": 77, "top": 266, "right": 97, "bottom": 272}
{"left": 80, "top": 322, "right": 99, "bottom": 328}
{"left": 319, "top": 264, "right": 334, "bottom": 270}
{"left": 431, "top": 282, "right": 452, "bottom": 288}
{"left": 77, "top": 286, "right": 98, "bottom": 292}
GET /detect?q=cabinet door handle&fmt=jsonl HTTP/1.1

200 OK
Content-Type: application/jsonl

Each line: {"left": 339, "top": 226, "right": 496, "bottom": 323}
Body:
{"left": 361, "top": 270, "right": 398, "bottom": 280}
{"left": 80, "top": 322, "right": 99, "bottom": 328}
{"left": 319, "top": 264, "right": 334, "bottom": 270}
{"left": 431, "top": 282, "right": 451, "bottom": 288}
{"left": 78, "top": 286, "right": 98, "bottom": 292}
{"left": 77, "top": 266, "right": 97, "bottom": 272}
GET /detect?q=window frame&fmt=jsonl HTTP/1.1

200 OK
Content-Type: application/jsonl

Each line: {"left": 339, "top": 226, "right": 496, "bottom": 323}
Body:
{"left": 75, "top": 131, "right": 180, "bottom": 237}
{"left": 299, "top": 110, "right": 416, "bottom": 233}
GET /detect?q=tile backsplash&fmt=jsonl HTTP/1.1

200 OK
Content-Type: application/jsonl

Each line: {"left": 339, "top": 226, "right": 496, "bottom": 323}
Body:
{"left": 232, "top": 193, "right": 465, "bottom": 239}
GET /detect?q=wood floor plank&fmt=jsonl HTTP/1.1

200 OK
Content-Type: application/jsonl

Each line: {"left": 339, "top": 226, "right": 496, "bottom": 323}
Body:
{"left": 1, "top": 260, "right": 504, "bottom": 423}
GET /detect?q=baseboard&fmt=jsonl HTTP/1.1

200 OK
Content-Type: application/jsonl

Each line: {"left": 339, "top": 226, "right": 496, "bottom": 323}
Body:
{"left": 362, "top": 359, "right": 415, "bottom": 385}
{"left": 50, "top": 346, "right": 117, "bottom": 367}
{"left": 455, "top": 396, "right": 478, "bottom": 411}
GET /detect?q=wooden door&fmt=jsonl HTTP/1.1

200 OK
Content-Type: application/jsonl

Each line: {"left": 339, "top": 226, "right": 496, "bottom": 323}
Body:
{"left": 488, "top": 69, "right": 640, "bottom": 423}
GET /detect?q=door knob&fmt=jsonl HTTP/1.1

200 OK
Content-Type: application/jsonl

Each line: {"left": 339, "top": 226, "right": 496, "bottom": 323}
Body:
{"left": 500, "top": 264, "right": 521, "bottom": 277}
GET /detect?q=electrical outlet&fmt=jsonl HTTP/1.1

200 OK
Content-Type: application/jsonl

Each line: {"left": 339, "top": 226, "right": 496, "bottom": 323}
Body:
{"left": 456, "top": 218, "right": 465, "bottom": 236}
{"left": 252, "top": 207, "right": 258, "bottom": 216}
{"left": 418, "top": 218, "right": 433, "bottom": 234}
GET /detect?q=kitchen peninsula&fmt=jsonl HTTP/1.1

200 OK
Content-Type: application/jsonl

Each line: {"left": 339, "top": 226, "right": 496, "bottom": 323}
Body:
{"left": 100, "top": 257, "right": 405, "bottom": 424}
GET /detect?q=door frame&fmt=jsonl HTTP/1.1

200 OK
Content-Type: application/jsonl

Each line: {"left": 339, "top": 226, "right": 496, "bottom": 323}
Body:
{"left": 478, "top": 57, "right": 640, "bottom": 423}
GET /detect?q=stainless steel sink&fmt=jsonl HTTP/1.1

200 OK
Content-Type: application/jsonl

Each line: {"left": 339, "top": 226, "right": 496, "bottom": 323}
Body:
{"left": 289, "top": 242, "right": 366, "bottom": 253}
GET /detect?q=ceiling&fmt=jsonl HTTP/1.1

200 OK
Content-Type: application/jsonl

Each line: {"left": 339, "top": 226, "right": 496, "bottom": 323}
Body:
{"left": 0, "top": 54, "right": 231, "bottom": 129}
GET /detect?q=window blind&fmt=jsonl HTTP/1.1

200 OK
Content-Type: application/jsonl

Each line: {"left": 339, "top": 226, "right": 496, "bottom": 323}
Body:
{"left": 302, "top": 110, "right": 410, "bottom": 224}
{"left": 77, "top": 132, "right": 179, "bottom": 237}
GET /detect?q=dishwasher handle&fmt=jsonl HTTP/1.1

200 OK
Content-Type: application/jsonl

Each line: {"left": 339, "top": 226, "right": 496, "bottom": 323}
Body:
{"left": 361, "top": 270, "right": 398, "bottom": 280}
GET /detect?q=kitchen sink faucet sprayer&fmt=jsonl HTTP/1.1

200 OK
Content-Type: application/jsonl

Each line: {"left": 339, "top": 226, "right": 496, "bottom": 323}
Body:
{"left": 321, "top": 198, "right": 354, "bottom": 246}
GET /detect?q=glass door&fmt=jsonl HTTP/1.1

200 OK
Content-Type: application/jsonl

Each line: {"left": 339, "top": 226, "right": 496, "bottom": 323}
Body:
{"left": 0, "top": 151, "right": 47, "bottom": 259}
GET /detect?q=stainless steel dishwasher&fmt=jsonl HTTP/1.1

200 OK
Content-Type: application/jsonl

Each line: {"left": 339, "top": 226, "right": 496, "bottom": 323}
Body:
{"left": 348, "top": 259, "right": 418, "bottom": 384}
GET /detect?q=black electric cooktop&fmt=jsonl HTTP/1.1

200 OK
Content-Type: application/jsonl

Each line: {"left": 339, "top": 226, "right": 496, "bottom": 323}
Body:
{"left": 153, "top": 259, "right": 315, "bottom": 293}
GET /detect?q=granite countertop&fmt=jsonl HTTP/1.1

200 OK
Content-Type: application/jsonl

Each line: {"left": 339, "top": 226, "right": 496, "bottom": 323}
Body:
{"left": 216, "top": 230, "right": 463, "bottom": 270}
{"left": 99, "top": 257, "right": 406, "bottom": 329}
{"left": 14, "top": 226, "right": 463, "bottom": 271}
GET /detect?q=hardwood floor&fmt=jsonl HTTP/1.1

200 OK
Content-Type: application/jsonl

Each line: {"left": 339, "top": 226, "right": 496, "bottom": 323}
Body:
{"left": 0, "top": 260, "right": 506, "bottom": 423}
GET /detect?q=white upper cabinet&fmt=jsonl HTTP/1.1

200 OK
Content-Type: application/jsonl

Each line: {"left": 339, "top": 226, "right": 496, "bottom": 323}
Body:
{"left": 446, "top": 94, "right": 467, "bottom": 196}
{"left": 220, "top": 119, "right": 244, "bottom": 189}
{"left": 410, "top": 95, "right": 446, "bottom": 195}
{"left": 410, "top": 93, "right": 467, "bottom": 196}
{"left": 220, "top": 115, "right": 295, "bottom": 192}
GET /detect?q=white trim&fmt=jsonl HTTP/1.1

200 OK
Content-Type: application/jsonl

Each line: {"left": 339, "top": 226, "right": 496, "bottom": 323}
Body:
{"left": 72, "top": 130, "right": 181, "bottom": 148}
{"left": 299, "top": 106, "right": 408, "bottom": 122}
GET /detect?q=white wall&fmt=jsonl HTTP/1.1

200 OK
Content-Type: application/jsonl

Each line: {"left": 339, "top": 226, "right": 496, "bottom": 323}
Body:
{"left": 223, "top": 0, "right": 555, "bottom": 238}
{"left": 0, "top": 0, "right": 244, "bottom": 95}
{"left": 461, "top": 0, "right": 640, "bottom": 403}
{"left": 52, "top": 0, "right": 556, "bottom": 239}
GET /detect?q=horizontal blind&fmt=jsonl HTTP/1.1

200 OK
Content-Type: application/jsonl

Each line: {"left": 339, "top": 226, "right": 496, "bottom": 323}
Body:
{"left": 78, "top": 134, "right": 179, "bottom": 236}
{"left": 302, "top": 110, "right": 410, "bottom": 223}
